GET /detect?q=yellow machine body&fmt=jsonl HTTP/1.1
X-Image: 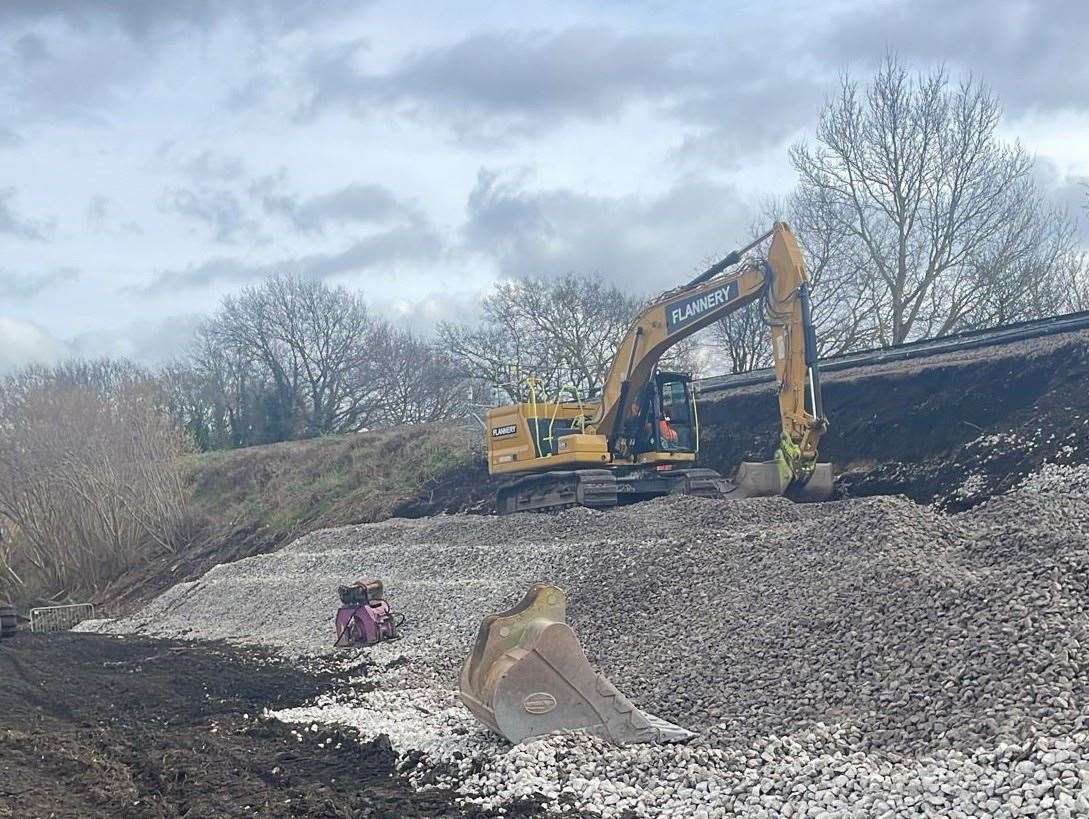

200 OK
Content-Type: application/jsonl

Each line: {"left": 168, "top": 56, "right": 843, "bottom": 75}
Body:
{"left": 484, "top": 223, "right": 833, "bottom": 514}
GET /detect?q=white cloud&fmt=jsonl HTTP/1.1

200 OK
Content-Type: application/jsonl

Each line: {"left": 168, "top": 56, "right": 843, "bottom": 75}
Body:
{"left": 0, "top": 317, "right": 68, "bottom": 372}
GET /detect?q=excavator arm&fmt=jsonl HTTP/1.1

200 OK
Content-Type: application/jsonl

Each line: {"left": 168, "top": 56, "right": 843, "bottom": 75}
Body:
{"left": 590, "top": 221, "right": 827, "bottom": 484}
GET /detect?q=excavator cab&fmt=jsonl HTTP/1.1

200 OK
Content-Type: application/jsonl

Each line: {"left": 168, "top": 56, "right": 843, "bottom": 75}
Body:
{"left": 629, "top": 371, "right": 697, "bottom": 455}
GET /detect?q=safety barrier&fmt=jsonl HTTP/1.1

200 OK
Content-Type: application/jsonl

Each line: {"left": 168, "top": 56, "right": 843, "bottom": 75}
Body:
{"left": 30, "top": 603, "right": 95, "bottom": 633}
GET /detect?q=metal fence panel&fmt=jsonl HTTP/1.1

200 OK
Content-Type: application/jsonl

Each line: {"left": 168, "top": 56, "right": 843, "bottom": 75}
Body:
{"left": 30, "top": 603, "right": 95, "bottom": 633}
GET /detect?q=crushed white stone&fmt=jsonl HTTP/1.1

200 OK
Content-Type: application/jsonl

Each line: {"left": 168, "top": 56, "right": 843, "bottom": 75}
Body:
{"left": 87, "top": 476, "right": 1089, "bottom": 817}
{"left": 1017, "top": 462, "right": 1089, "bottom": 495}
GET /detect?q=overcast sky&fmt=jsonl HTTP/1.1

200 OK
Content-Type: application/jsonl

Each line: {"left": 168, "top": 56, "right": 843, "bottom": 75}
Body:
{"left": 1, "top": 0, "right": 1087, "bottom": 372}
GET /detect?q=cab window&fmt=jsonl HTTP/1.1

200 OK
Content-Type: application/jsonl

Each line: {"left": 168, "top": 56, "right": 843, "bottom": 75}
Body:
{"left": 657, "top": 378, "right": 694, "bottom": 451}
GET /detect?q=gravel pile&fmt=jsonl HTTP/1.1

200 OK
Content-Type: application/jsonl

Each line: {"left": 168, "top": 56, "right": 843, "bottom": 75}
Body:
{"left": 89, "top": 479, "right": 1089, "bottom": 816}
{"left": 1018, "top": 462, "right": 1089, "bottom": 495}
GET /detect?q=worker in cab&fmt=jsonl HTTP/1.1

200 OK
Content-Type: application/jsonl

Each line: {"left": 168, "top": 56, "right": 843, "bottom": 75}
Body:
{"left": 659, "top": 415, "right": 679, "bottom": 446}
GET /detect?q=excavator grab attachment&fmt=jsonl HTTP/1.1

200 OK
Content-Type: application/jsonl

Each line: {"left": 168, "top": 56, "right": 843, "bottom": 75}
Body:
{"left": 459, "top": 583, "right": 694, "bottom": 745}
{"left": 728, "top": 461, "right": 835, "bottom": 502}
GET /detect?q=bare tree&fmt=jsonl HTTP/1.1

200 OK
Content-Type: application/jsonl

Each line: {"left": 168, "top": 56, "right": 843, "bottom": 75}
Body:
{"left": 440, "top": 321, "right": 550, "bottom": 403}
{"left": 439, "top": 274, "right": 643, "bottom": 401}
{"left": 1059, "top": 246, "right": 1089, "bottom": 314}
{"left": 164, "top": 321, "right": 285, "bottom": 448}
{"left": 0, "top": 360, "right": 189, "bottom": 595}
{"left": 791, "top": 56, "right": 1080, "bottom": 346}
{"left": 375, "top": 330, "right": 468, "bottom": 425}
{"left": 710, "top": 308, "right": 773, "bottom": 374}
{"left": 205, "top": 275, "right": 387, "bottom": 438}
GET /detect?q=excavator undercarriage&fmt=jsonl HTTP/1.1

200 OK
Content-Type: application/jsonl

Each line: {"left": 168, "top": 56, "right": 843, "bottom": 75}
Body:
{"left": 495, "top": 462, "right": 834, "bottom": 514}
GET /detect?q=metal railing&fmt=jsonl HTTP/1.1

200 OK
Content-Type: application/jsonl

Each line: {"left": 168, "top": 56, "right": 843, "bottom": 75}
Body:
{"left": 30, "top": 603, "right": 95, "bottom": 633}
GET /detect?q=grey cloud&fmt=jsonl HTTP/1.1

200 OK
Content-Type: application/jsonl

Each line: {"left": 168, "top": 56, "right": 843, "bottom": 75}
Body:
{"left": 0, "top": 313, "right": 205, "bottom": 374}
{"left": 163, "top": 170, "right": 425, "bottom": 244}
{"left": 262, "top": 183, "right": 418, "bottom": 234}
{"left": 182, "top": 151, "right": 246, "bottom": 183}
{"left": 13, "top": 32, "right": 49, "bottom": 66}
{"left": 0, "top": 188, "right": 49, "bottom": 240}
{"left": 300, "top": 28, "right": 697, "bottom": 133}
{"left": 0, "top": 2, "right": 339, "bottom": 40}
{"left": 463, "top": 168, "right": 753, "bottom": 293}
{"left": 668, "top": 73, "right": 826, "bottom": 169}
{"left": 296, "top": 39, "right": 371, "bottom": 120}
{"left": 0, "top": 268, "right": 79, "bottom": 299}
{"left": 375, "top": 28, "right": 688, "bottom": 117}
{"left": 140, "top": 225, "right": 445, "bottom": 293}
{"left": 86, "top": 194, "right": 110, "bottom": 228}
{"left": 296, "top": 6, "right": 1087, "bottom": 153}
{"left": 70, "top": 314, "right": 204, "bottom": 364}
{"left": 160, "top": 186, "right": 259, "bottom": 244}
{"left": 819, "top": 0, "right": 1089, "bottom": 115}
{"left": 372, "top": 291, "right": 486, "bottom": 335}
{"left": 2, "top": 27, "right": 149, "bottom": 125}
{"left": 298, "top": 26, "right": 825, "bottom": 154}
{"left": 0, "top": 124, "right": 21, "bottom": 147}
{"left": 224, "top": 73, "right": 278, "bottom": 113}
{"left": 0, "top": 2, "right": 234, "bottom": 37}
{"left": 0, "top": 5, "right": 349, "bottom": 131}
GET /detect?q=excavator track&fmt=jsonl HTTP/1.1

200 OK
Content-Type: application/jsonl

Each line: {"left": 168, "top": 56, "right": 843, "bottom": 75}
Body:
{"left": 496, "top": 467, "right": 740, "bottom": 515}
{"left": 672, "top": 468, "right": 725, "bottom": 500}
{"left": 496, "top": 461, "right": 834, "bottom": 514}
{"left": 497, "top": 470, "right": 618, "bottom": 515}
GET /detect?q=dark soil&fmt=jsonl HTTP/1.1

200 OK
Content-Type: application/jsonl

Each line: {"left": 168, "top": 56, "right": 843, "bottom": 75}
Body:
{"left": 698, "top": 330, "right": 1089, "bottom": 510}
{"left": 0, "top": 632, "right": 486, "bottom": 819}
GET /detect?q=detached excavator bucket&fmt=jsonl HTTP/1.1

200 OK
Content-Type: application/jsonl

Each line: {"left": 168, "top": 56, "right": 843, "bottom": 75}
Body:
{"left": 727, "top": 461, "right": 835, "bottom": 502}
{"left": 459, "top": 583, "right": 694, "bottom": 746}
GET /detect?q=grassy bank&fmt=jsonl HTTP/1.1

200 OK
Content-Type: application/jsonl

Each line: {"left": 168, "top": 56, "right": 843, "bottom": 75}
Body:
{"left": 98, "top": 422, "right": 494, "bottom": 613}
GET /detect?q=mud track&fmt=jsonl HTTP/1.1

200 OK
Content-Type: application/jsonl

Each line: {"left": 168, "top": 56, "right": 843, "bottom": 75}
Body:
{"left": 0, "top": 633, "right": 482, "bottom": 819}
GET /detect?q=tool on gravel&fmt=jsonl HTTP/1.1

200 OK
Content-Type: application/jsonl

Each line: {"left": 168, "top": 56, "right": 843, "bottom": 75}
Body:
{"left": 333, "top": 578, "right": 404, "bottom": 647}
{"left": 459, "top": 583, "right": 695, "bottom": 745}
{"left": 485, "top": 222, "right": 833, "bottom": 514}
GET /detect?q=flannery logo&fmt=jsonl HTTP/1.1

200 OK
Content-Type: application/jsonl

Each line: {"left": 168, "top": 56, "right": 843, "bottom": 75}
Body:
{"left": 665, "top": 282, "right": 738, "bottom": 333}
{"left": 492, "top": 424, "right": 517, "bottom": 437}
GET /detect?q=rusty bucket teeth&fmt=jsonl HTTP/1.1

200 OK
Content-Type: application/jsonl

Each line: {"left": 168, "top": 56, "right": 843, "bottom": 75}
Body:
{"left": 458, "top": 583, "right": 694, "bottom": 746}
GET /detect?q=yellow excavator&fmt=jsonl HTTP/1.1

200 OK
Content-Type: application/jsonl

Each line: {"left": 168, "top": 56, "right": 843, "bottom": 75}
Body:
{"left": 462, "top": 225, "right": 834, "bottom": 746}
{"left": 484, "top": 221, "right": 832, "bottom": 514}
